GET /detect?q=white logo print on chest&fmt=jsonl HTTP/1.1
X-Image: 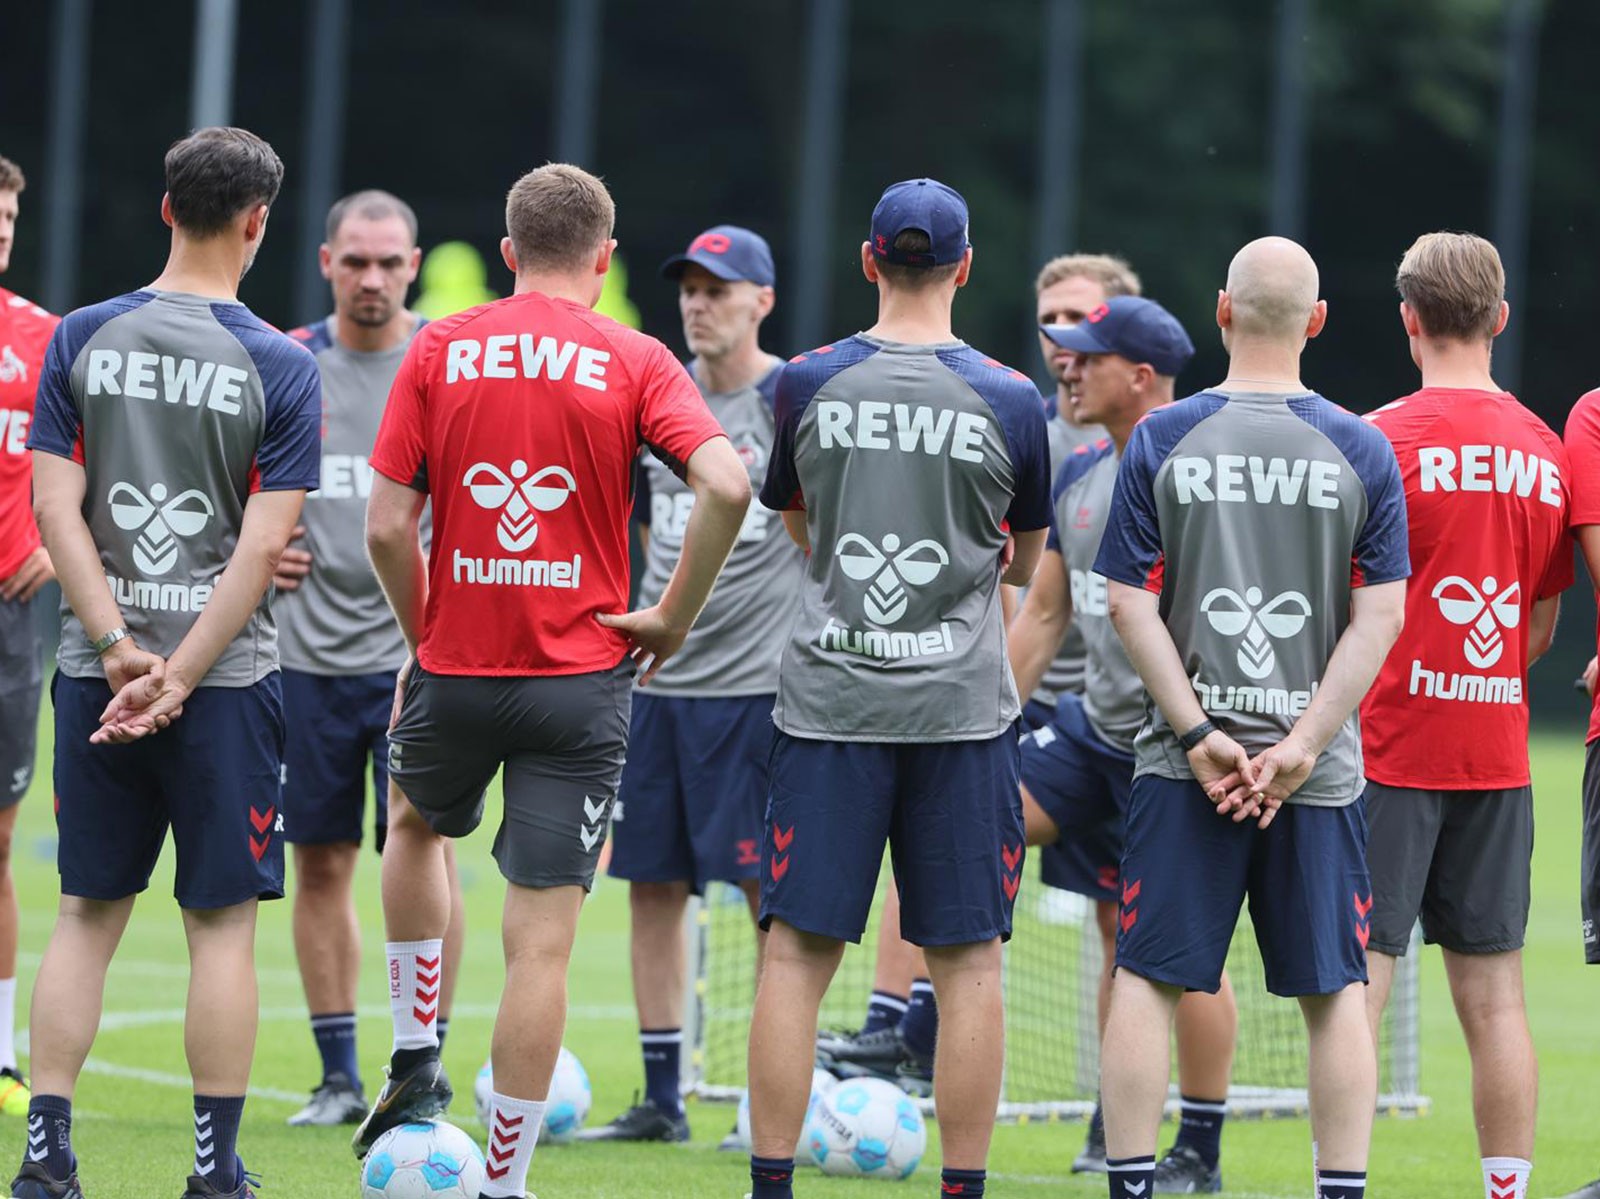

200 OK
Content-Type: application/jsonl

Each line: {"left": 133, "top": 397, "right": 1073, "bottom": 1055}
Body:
{"left": 836, "top": 532, "right": 949, "bottom": 626}
{"left": 1201, "top": 586, "right": 1312, "bottom": 679}
{"left": 1433, "top": 575, "right": 1520, "bottom": 669}
{"left": 109, "top": 481, "right": 215, "bottom": 575}
{"left": 463, "top": 459, "right": 576, "bottom": 552}
{"left": 0, "top": 345, "right": 25, "bottom": 385}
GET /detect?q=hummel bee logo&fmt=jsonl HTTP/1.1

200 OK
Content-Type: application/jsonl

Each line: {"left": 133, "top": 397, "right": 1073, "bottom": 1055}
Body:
{"left": 463, "top": 459, "right": 577, "bottom": 552}
{"left": 1201, "top": 586, "right": 1312, "bottom": 680}
{"left": 108, "top": 481, "right": 216, "bottom": 576}
{"left": 836, "top": 531, "right": 950, "bottom": 626}
{"left": 1433, "top": 575, "right": 1520, "bottom": 669}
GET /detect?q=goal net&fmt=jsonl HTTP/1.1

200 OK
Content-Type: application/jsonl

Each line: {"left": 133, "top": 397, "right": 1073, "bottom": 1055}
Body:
{"left": 684, "top": 864, "right": 1427, "bottom": 1119}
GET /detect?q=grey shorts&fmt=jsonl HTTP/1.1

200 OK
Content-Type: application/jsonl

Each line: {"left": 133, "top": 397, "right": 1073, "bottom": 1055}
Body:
{"left": 1366, "top": 780, "right": 1533, "bottom": 956}
{"left": 386, "top": 661, "right": 633, "bottom": 890}
{"left": 0, "top": 597, "right": 41, "bottom": 810}
{"left": 1582, "top": 741, "right": 1600, "bottom": 964}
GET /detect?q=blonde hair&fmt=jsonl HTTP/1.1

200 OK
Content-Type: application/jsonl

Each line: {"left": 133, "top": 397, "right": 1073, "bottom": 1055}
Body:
{"left": 0, "top": 156, "right": 23, "bottom": 194}
{"left": 505, "top": 163, "right": 615, "bottom": 273}
{"left": 1396, "top": 231, "right": 1505, "bottom": 342}
{"left": 1035, "top": 253, "right": 1141, "bottom": 298}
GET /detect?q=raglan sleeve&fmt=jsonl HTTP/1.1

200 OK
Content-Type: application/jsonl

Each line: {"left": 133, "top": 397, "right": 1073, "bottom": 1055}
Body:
{"left": 759, "top": 360, "right": 807, "bottom": 512}
{"left": 253, "top": 340, "right": 322, "bottom": 492}
{"left": 370, "top": 331, "right": 432, "bottom": 492}
{"left": 25, "top": 321, "right": 85, "bottom": 462}
{"left": 1094, "top": 420, "right": 1166, "bottom": 591}
{"left": 636, "top": 339, "right": 726, "bottom": 481}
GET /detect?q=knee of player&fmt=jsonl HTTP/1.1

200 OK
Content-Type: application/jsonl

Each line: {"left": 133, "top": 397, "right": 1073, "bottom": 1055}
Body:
{"left": 292, "top": 842, "right": 358, "bottom": 892}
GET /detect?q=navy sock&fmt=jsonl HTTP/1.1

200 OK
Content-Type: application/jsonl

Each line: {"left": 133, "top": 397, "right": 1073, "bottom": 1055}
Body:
{"left": 1319, "top": 1168, "right": 1366, "bottom": 1198}
{"left": 24, "top": 1095, "right": 74, "bottom": 1183}
{"left": 1173, "top": 1094, "right": 1226, "bottom": 1168}
{"left": 435, "top": 1017, "right": 449, "bottom": 1053}
{"left": 750, "top": 1154, "right": 795, "bottom": 1199}
{"left": 194, "top": 1095, "right": 245, "bottom": 1191}
{"left": 310, "top": 1012, "right": 360, "bottom": 1085}
{"left": 1088, "top": 1100, "right": 1105, "bottom": 1146}
{"left": 862, "top": 989, "right": 909, "bottom": 1035}
{"left": 640, "top": 1028, "right": 683, "bottom": 1116}
{"left": 941, "top": 1166, "right": 986, "bottom": 1195}
{"left": 900, "top": 978, "right": 938, "bottom": 1057}
{"left": 1108, "top": 1155, "right": 1156, "bottom": 1198}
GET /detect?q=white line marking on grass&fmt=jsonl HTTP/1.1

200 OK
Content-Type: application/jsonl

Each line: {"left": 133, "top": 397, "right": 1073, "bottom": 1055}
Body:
{"left": 76, "top": 1060, "right": 307, "bottom": 1105}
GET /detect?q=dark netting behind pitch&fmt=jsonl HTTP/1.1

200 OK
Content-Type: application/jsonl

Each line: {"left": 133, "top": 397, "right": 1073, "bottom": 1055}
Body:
{"left": 688, "top": 861, "right": 1425, "bottom": 1119}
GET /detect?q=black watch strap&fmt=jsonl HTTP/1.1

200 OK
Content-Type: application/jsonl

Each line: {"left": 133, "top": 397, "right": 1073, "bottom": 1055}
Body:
{"left": 1178, "top": 718, "right": 1219, "bottom": 751}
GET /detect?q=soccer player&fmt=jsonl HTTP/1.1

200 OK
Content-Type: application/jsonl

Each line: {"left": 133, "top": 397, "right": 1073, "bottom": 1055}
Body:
{"left": 356, "top": 164, "right": 750, "bottom": 1199}
{"left": 1024, "top": 253, "right": 1141, "bottom": 725}
{"left": 1561, "top": 385, "right": 1600, "bottom": 1199}
{"left": 16, "top": 127, "right": 320, "bottom": 1199}
{"left": 276, "top": 190, "right": 469, "bottom": 1126}
{"left": 1361, "top": 232, "right": 1571, "bottom": 1199}
{"left": 0, "top": 154, "right": 59, "bottom": 1118}
{"left": 747, "top": 178, "right": 1050, "bottom": 1199}
{"left": 1009, "top": 296, "right": 1240, "bottom": 1192}
{"left": 1096, "top": 237, "right": 1408, "bottom": 1199}
{"left": 584, "top": 225, "right": 800, "bottom": 1144}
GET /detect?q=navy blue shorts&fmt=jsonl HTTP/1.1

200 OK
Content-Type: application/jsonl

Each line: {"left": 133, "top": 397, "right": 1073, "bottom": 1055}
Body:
{"left": 1020, "top": 693, "right": 1127, "bottom": 904}
{"left": 608, "top": 692, "right": 771, "bottom": 893}
{"left": 1020, "top": 697, "right": 1055, "bottom": 732}
{"left": 281, "top": 668, "right": 394, "bottom": 850}
{"left": 52, "top": 672, "right": 286, "bottom": 909}
{"left": 760, "top": 728, "right": 1025, "bottom": 948}
{"left": 1114, "top": 775, "right": 1370, "bottom": 997}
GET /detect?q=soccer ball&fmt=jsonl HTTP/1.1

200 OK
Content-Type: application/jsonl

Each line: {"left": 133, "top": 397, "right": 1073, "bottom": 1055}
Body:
{"left": 804, "top": 1077, "right": 926, "bottom": 1179}
{"left": 734, "top": 1068, "right": 838, "bottom": 1160}
{"left": 360, "top": 1120, "right": 485, "bottom": 1199}
{"left": 475, "top": 1046, "right": 593, "bottom": 1143}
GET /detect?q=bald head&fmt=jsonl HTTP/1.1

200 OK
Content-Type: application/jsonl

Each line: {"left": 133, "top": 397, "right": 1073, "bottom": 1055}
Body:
{"left": 1223, "top": 237, "right": 1320, "bottom": 340}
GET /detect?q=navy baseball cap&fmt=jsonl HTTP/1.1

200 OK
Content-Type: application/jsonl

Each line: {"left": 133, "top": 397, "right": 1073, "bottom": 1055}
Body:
{"left": 1041, "top": 296, "right": 1195, "bottom": 377}
{"left": 869, "top": 178, "right": 970, "bottom": 267}
{"left": 661, "top": 225, "right": 776, "bottom": 287}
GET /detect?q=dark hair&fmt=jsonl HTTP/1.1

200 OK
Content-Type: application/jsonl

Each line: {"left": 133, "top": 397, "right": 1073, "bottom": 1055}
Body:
{"left": 0, "top": 156, "right": 24, "bottom": 194}
{"left": 875, "top": 229, "right": 961, "bottom": 290}
{"left": 325, "top": 189, "right": 419, "bottom": 244}
{"left": 505, "top": 163, "right": 615, "bottom": 273}
{"left": 164, "top": 127, "right": 284, "bottom": 237}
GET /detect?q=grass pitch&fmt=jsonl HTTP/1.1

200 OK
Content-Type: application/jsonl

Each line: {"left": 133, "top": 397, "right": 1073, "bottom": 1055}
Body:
{"left": 0, "top": 712, "right": 1596, "bottom": 1198}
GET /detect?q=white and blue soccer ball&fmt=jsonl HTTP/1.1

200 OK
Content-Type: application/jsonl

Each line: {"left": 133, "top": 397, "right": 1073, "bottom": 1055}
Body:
{"left": 360, "top": 1120, "right": 486, "bottom": 1199}
{"left": 734, "top": 1068, "right": 838, "bottom": 1161}
{"left": 804, "top": 1076, "right": 926, "bottom": 1180}
{"left": 475, "top": 1046, "right": 593, "bottom": 1143}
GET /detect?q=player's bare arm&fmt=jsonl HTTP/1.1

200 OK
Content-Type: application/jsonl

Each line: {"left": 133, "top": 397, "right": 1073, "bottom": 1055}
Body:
{"left": 1008, "top": 548, "right": 1073, "bottom": 701}
{"left": 33, "top": 451, "right": 165, "bottom": 698}
{"left": 598, "top": 435, "right": 750, "bottom": 684}
{"left": 780, "top": 508, "right": 809, "bottom": 552}
{"left": 0, "top": 546, "right": 54, "bottom": 603}
{"left": 1001, "top": 527, "right": 1048, "bottom": 587}
{"left": 1529, "top": 594, "right": 1560, "bottom": 663}
{"left": 97, "top": 487, "right": 307, "bottom": 743}
{"left": 272, "top": 523, "right": 313, "bottom": 591}
{"left": 365, "top": 473, "right": 429, "bottom": 655}
{"left": 1243, "top": 578, "right": 1406, "bottom": 815}
{"left": 1107, "top": 578, "right": 1252, "bottom": 799}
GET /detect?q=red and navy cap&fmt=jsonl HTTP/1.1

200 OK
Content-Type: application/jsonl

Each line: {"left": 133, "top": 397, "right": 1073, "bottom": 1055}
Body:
{"left": 869, "top": 178, "right": 970, "bottom": 267}
{"left": 661, "top": 225, "right": 776, "bottom": 287}
{"left": 1041, "top": 295, "right": 1195, "bottom": 378}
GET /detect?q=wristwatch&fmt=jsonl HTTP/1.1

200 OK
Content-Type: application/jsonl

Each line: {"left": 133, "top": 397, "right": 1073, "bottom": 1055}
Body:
{"left": 1178, "top": 718, "right": 1219, "bottom": 752}
{"left": 87, "top": 627, "right": 130, "bottom": 656}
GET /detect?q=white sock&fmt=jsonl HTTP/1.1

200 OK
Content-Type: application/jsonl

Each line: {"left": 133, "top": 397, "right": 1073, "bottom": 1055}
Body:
{"left": 1483, "top": 1156, "right": 1531, "bottom": 1199}
{"left": 386, "top": 940, "right": 443, "bottom": 1052}
{"left": 482, "top": 1091, "right": 545, "bottom": 1198}
{"left": 0, "top": 979, "right": 16, "bottom": 1071}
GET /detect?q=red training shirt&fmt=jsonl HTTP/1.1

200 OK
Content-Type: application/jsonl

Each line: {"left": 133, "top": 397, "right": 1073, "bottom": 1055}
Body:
{"left": 370, "top": 291, "right": 726, "bottom": 677}
{"left": 1564, "top": 388, "right": 1600, "bottom": 743}
{"left": 1361, "top": 388, "right": 1572, "bottom": 789}
{"left": 0, "top": 288, "right": 61, "bottom": 580}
